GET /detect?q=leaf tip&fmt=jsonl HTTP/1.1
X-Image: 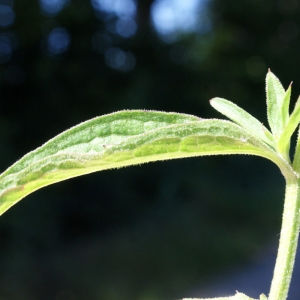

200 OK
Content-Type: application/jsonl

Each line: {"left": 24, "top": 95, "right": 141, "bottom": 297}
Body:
{"left": 209, "top": 98, "right": 217, "bottom": 105}
{"left": 295, "top": 95, "right": 300, "bottom": 107}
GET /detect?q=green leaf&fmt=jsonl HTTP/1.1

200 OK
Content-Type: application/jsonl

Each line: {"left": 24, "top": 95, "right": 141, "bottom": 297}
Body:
{"left": 0, "top": 110, "right": 199, "bottom": 214}
{"left": 210, "top": 97, "right": 275, "bottom": 148}
{"left": 1, "top": 110, "right": 201, "bottom": 176}
{"left": 278, "top": 96, "right": 300, "bottom": 160}
{"left": 266, "top": 70, "right": 289, "bottom": 138}
{"left": 182, "top": 291, "right": 256, "bottom": 300}
{"left": 0, "top": 110, "right": 290, "bottom": 216}
{"left": 281, "top": 83, "right": 292, "bottom": 129}
{"left": 292, "top": 126, "right": 300, "bottom": 172}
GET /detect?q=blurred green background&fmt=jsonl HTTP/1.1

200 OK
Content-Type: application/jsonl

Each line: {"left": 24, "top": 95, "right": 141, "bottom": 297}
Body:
{"left": 0, "top": 0, "right": 298, "bottom": 299}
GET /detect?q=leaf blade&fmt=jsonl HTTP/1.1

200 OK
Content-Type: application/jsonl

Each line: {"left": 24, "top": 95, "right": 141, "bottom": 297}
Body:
{"left": 210, "top": 97, "right": 275, "bottom": 148}
{"left": 292, "top": 125, "right": 300, "bottom": 172}
{"left": 0, "top": 112, "right": 290, "bottom": 216}
{"left": 266, "top": 70, "right": 286, "bottom": 138}
{"left": 281, "top": 83, "right": 292, "bottom": 128}
{"left": 278, "top": 96, "right": 300, "bottom": 160}
{"left": 1, "top": 110, "right": 201, "bottom": 177}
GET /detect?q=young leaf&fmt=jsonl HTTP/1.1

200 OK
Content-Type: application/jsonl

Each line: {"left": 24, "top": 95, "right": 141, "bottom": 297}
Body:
{"left": 266, "top": 70, "right": 290, "bottom": 138}
{"left": 278, "top": 96, "right": 300, "bottom": 159}
{"left": 292, "top": 126, "right": 300, "bottom": 172}
{"left": 210, "top": 97, "right": 275, "bottom": 148}
{"left": 0, "top": 111, "right": 290, "bottom": 216}
{"left": 281, "top": 83, "right": 292, "bottom": 129}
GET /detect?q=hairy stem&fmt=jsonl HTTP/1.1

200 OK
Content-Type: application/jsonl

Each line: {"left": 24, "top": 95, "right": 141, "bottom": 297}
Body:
{"left": 268, "top": 175, "right": 300, "bottom": 300}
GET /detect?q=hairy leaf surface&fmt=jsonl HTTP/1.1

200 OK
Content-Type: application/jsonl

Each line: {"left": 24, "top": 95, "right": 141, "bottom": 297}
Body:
{"left": 182, "top": 291, "right": 256, "bottom": 300}
{"left": 278, "top": 96, "right": 300, "bottom": 159}
{"left": 266, "top": 70, "right": 289, "bottom": 138}
{"left": 210, "top": 97, "right": 275, "bottom": 148}
{"left": 0, "top": 111, "right": 290, "bottom": 215}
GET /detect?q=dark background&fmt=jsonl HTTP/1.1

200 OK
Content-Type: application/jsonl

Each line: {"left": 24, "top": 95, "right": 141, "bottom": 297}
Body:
{"left": 0, "top": 0, "right": 298, "bottom": 299}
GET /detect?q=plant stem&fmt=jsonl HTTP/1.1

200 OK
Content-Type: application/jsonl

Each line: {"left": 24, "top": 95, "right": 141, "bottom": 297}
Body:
{"left": 268, "top": 175, "right": 300, "bottom": 300}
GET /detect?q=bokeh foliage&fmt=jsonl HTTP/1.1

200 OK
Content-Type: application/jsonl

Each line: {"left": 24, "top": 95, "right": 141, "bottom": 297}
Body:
{"left": 0, "top": 0, "right": 299, "bottom": 299}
